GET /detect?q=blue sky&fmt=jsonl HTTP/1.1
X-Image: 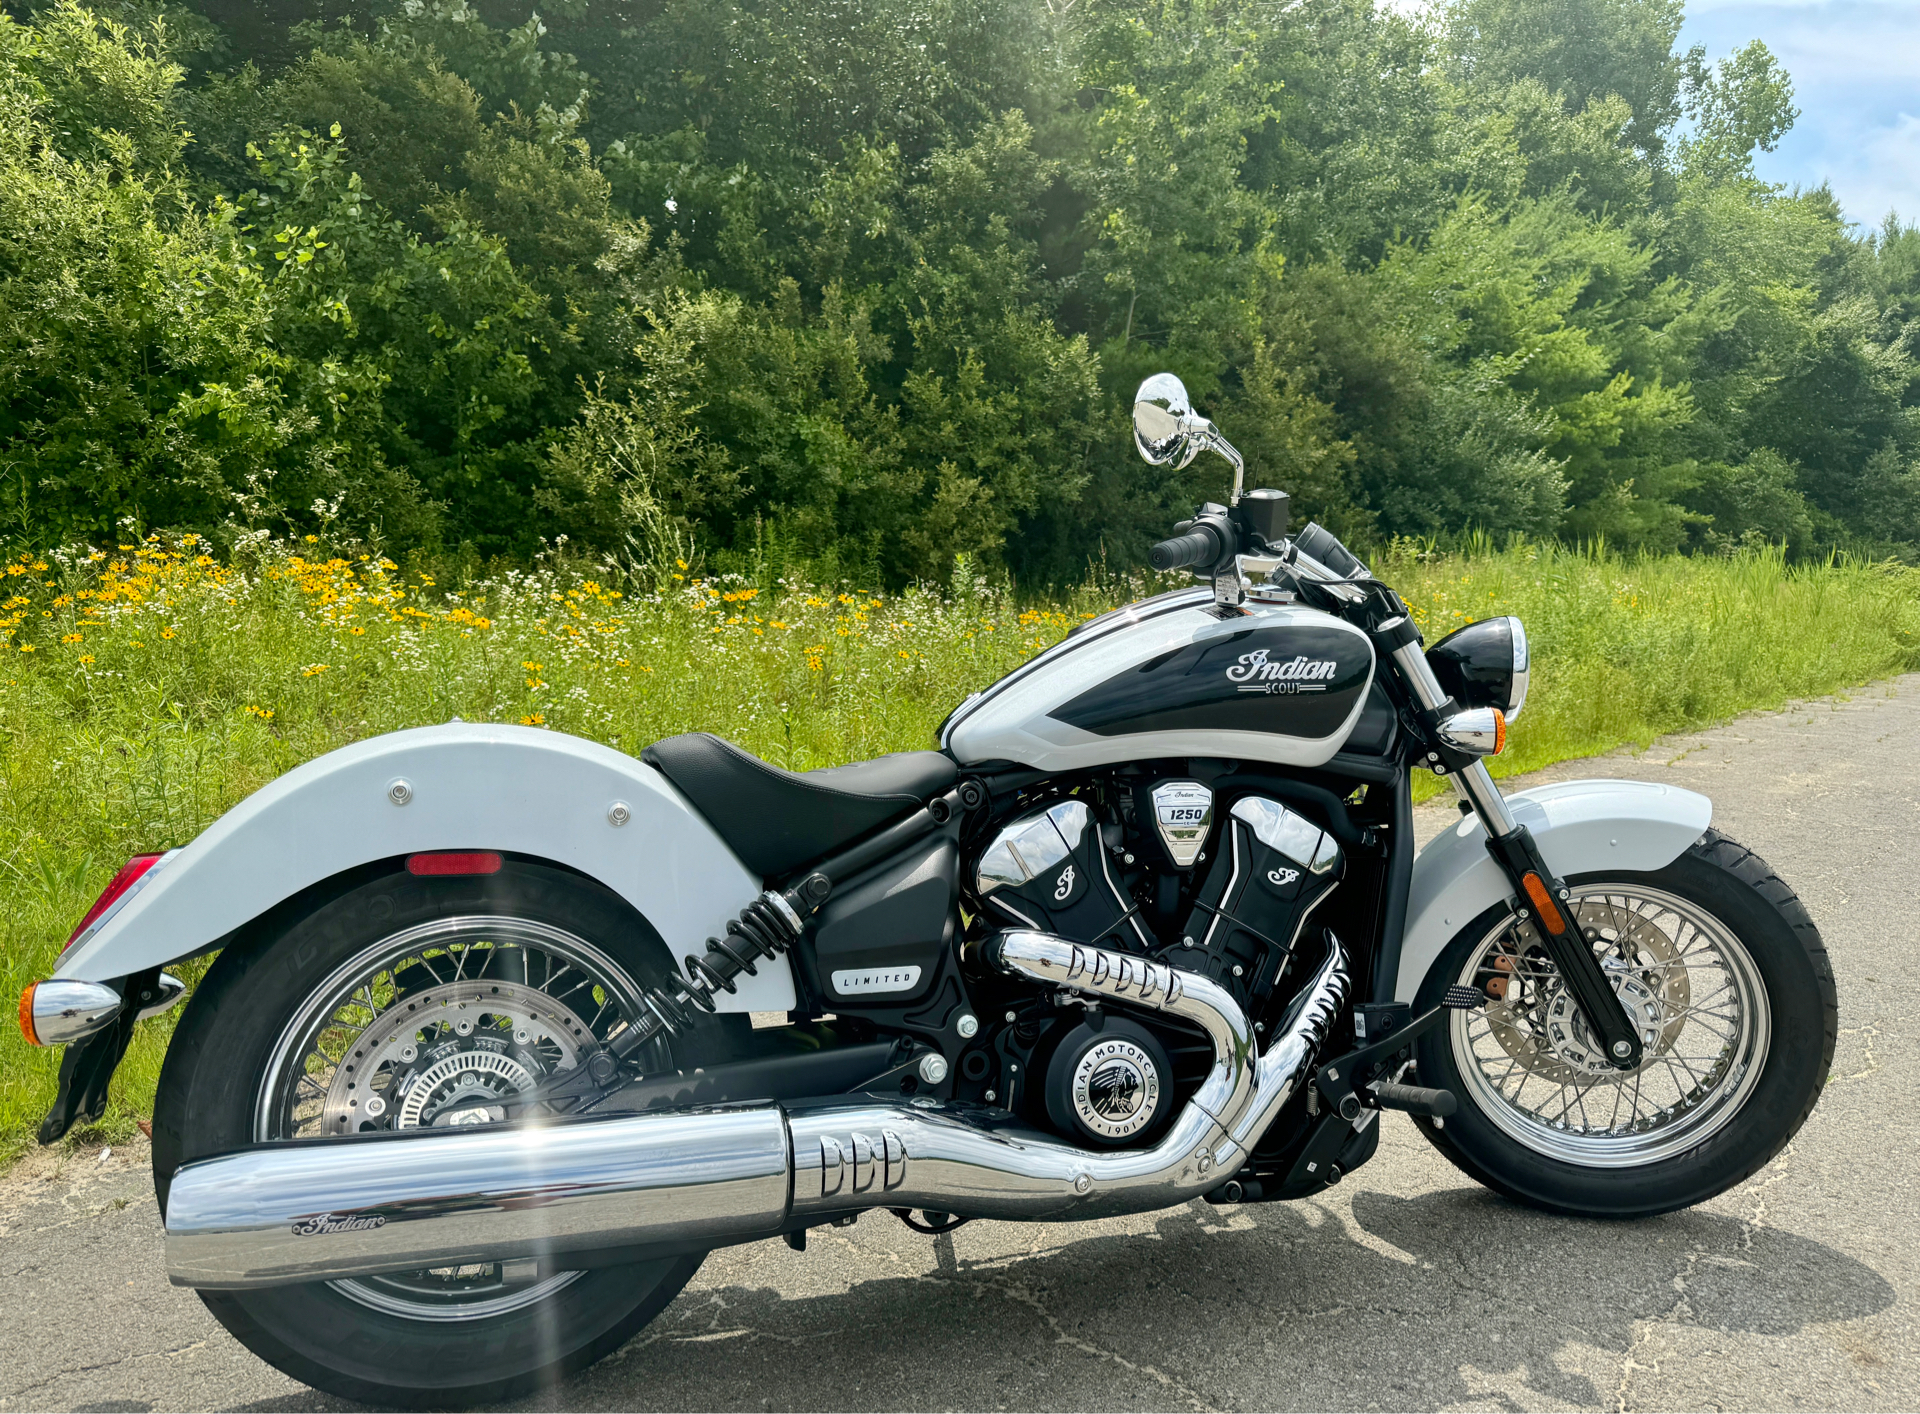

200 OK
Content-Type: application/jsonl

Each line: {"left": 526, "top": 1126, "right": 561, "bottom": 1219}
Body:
{"left": 1680, "top": 0, "right": 1920, "bottom": 228}
{"left": 1380, "top": 1, "right": 1920, "bottom": 229}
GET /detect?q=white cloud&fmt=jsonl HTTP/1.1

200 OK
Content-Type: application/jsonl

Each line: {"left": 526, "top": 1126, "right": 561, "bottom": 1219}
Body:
{"left": 1803, "top": 112, "right": 1920, "bottom": 224}
{"left": 1367, "top": 0, "right": 1920, "bottom": 225}
{"left": 1683, "top": 3, "right": 1920, "bottom": 223}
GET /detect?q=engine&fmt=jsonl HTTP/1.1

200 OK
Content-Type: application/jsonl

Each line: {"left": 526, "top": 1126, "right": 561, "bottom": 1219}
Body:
{"left": 969, "top": 782, "right": 1344, "bottom": 1149}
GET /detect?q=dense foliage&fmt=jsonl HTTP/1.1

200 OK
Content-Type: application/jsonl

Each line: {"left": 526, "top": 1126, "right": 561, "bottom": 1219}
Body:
{"left": 3, "top": 0, "right": 1918, "bottom": 581}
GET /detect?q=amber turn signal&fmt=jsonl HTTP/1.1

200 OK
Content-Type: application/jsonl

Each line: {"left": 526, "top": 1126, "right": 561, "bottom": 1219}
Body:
{"left": 1436, "top": 706, "right": 1508, "bottom": 756}
{"left": 18, "top": 982, "right": 39, "bottom": 1047}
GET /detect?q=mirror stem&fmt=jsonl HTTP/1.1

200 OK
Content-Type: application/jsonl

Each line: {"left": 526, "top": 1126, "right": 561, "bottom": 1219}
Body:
{"left": 1208, "top": 429, "right": 1245, "bottom": 505}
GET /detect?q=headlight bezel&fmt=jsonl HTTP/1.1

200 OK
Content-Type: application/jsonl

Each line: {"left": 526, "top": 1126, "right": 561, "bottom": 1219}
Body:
{"left": 1426, "top": 615, "right": 1529, "bottom": 723}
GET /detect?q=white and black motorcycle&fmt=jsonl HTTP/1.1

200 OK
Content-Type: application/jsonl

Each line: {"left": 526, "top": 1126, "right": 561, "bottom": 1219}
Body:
{"left": 21, "top": 374, "right": 1837, "bottom": 1406}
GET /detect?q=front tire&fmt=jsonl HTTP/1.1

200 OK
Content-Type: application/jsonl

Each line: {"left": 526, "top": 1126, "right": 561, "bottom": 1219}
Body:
{"left": 1412, "top": 829, "right": 1836, "bottom": 1217}
{"left": 153, "top": 859, "right": 711, "bottom": 1408}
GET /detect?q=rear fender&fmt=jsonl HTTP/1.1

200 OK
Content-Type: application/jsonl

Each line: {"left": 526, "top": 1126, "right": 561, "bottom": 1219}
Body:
{"left": 1395, "top": 779, "right": 1712, "bottom": 1002}
{"left": 52, "top": 723, "right": 796, "bottom": 1012}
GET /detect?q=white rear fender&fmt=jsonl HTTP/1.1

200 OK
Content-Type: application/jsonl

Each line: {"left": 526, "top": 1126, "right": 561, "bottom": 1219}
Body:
{"left": 52, "top": 723, "right": 796, "bottom": 1013}
{"left": 1395, "top": 779, "right": 1712, "bottom": 1002}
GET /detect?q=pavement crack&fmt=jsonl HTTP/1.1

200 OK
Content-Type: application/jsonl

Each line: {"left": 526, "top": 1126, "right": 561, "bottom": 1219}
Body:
{"left": 1833, "top": 1022, "right": 1887, "bottom": 1083}
{"left": 1, "top": 1340, "right": 205, "bottom": 1401}
{"left": 1614, "top": 1244, "right": 1700, "bottom": 1413}
{"left": 955, "top": 1269, "right": 1222, "bottom": 1413}
{"left": 1619, "top": 1141, "right": 1800, "bottom": 1409}
{"left": 1739, "top": 1141, "right": 1795, "bottom": 1251}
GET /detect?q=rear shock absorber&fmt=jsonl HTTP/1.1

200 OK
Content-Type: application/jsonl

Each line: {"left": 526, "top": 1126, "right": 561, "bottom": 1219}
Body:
{"left": 617, "top": 872, "right": 832, "bottom": 1055}
{"left": 635, "top": 876, "right": 827, "bottom": 1037}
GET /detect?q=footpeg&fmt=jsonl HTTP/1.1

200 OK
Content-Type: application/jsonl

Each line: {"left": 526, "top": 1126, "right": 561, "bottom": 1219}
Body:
{"left": 1365, "top": 1079, "right": 1457, "bottom": 1118}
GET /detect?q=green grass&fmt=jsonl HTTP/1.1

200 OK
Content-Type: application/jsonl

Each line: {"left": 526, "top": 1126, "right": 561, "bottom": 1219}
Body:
{"left": 3, "top": 535, "right": 1916, "bottom": 1163}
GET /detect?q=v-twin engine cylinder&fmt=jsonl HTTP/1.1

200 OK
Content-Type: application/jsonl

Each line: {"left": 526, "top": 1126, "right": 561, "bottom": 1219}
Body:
{"left": 163, "top": 933, "right": 1349, "bottom": 1290}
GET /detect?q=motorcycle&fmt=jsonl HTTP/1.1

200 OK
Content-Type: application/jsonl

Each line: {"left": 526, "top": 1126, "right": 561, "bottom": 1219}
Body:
{"left": 18, "top": 373, "right": 1837, "bottom": 1407}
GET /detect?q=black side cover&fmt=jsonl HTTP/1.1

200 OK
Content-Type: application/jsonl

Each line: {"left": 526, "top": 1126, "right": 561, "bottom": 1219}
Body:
{"left": 643, "top": 732, "right": 957, "bottom": 879}
{"left": 806, "top": 838, "right": 959, "bottom": 1005}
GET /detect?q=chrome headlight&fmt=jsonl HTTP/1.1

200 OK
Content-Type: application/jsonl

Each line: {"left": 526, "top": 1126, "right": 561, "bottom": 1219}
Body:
{"left": 1427, "top": 616, "right": 1529, "bottom": 723}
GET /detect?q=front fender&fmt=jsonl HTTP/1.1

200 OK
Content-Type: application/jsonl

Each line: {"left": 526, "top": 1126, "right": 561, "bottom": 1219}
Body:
{"left": 1394, "top": 778, "right": 1711, "bottom": 1002}
{"left": 53, "top": 723, "right": 795, "bottom": 1012}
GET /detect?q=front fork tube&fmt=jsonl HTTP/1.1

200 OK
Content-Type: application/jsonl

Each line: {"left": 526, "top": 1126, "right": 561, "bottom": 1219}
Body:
{"left": 1387, "top": 635, "right": 1644, "bottom": 1070}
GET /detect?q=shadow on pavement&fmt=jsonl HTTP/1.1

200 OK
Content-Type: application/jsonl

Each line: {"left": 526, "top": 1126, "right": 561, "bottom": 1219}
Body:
{"left": 230, "top": 1184, "right": 1894, "bottom": 1413}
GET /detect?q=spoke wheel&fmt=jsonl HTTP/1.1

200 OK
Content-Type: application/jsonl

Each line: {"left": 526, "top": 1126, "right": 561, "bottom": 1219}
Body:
{"left": 1410, "top": 830, "right": 1836, "bottom": 1218}
{"left": 1450, "top": 884, "right": 1769, "bottom": 1166}
{"left": 153, "top": 860, "right": 713, "bottom": 1407}
{"left": 255, "top": 915, "right": 659, "bottom": 1320}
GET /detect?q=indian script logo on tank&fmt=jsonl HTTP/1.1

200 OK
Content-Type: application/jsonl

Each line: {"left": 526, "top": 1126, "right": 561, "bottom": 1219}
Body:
{"left": 1225, "top": 648, "right": 1340, "bottom": 693}
{"left": 291, "top": 1212, "right": 388, "bottom": 1237}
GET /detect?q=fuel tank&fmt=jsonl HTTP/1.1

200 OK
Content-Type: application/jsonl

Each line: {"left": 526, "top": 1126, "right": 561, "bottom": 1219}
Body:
{"left": 941, "top": 588, "right": 1377, "bottom": 772}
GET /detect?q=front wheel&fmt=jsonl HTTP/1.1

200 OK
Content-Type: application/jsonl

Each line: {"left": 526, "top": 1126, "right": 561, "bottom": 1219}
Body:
{"left": 153, "top": 860, "right": 713, "bottom": 1407}
{"left": 1412, "top": 829, "right": 1837, "bottom": 1217}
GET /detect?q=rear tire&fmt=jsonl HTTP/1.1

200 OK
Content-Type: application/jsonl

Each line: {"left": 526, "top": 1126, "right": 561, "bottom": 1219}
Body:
{"left": 1411, "top": 829, "right": 1836, "bottom": 1217}
{"left": 153, "top": 859, "right": 712, "bottom": 1408}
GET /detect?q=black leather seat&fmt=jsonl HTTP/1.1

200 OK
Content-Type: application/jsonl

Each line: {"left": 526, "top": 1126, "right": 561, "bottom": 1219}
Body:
{"left": 642, "top": 732, "right": 959, "bottom": 879}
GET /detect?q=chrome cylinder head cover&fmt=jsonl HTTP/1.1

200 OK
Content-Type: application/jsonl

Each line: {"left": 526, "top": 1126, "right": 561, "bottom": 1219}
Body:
{"left": 974, "top": 800, "right": 1151, "bottom": 948}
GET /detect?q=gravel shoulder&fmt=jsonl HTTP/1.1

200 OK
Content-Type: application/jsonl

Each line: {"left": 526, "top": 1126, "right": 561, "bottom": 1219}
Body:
{"left": 3, "top": 680, "right": 1915, "bottom": 1412}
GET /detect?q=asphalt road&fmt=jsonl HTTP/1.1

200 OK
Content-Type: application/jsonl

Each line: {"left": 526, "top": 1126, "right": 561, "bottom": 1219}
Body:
{"left": 4, "top": 680, "right": 1917, "bottom": 1412}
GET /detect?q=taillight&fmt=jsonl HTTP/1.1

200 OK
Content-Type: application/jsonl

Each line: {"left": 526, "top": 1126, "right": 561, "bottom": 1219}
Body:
{"left": 407, "top": 851, "right": 504, "bottom": 876}
{"left": 61, "top": 853, "right": 166, "bottom": 960}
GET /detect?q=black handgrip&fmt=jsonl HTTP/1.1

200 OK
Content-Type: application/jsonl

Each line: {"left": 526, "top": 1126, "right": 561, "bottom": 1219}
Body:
{"left": 1148, "top": 526, "right": 1223, "bottom": 572}
{"left": 1366, "top": 1080, "right": 1458, "bottom": 1118}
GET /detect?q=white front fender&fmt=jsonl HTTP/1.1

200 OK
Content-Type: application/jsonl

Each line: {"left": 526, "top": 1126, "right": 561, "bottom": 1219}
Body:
{"left": 1395, "top": 779, "right": 1712, "bottom": 1002}
{"left": 52, "top": 723, "right": 796, "bottom": 1012}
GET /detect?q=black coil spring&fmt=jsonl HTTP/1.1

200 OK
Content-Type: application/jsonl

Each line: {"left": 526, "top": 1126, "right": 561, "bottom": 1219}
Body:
{"left": 638, "top": 892, "right": 803, "bottom": 1035}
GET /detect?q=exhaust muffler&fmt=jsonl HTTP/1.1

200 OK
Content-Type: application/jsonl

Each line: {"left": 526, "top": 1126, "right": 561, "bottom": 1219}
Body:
{"left": 165, "top": 931, "right": 1348, "bottom": 1290}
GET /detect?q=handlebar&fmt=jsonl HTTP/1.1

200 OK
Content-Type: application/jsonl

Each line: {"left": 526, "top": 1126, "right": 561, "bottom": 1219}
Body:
{"left": 1148, "top": 524, "right": 1229, "bottom": 572}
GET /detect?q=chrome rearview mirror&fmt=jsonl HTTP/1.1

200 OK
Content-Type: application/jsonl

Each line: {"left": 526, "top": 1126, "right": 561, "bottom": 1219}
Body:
{"left": 1132, "top": 373, "right": 1246, "bottom": 502}
{"left": 1132, "top": 373, "right": 1202, "bottom": 469}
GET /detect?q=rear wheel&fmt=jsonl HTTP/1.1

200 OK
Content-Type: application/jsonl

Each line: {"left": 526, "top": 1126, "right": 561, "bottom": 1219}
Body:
{"left": 153, "top": 860, "right": 713, "bottom": 1408}
{"left": 1412, "top": 829, "right": 1836, "bottom": 1217}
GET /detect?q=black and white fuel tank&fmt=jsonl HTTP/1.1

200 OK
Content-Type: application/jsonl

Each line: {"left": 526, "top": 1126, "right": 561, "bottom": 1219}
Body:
{"left": 941, "top": 587, "right": 1377, "bottom": 772}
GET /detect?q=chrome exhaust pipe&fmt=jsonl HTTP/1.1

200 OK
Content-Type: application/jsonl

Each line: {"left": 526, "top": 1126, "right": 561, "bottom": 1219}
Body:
{"left": 165, "top": 1106, "right": 794, "bottom": 1289}
{"left": 165, "top": 932, "right": 1348, "bottom": 1290}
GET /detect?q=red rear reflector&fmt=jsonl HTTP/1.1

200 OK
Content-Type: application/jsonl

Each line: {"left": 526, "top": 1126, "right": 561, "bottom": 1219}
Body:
{"left": 64, "top": 854, "right": 165, "bottom": 954}
{"left": 17, "top": 982, "right": 39, "bottom": 1047}
{"left": 407, "top": 851, "right": 504, "bottom": 877}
